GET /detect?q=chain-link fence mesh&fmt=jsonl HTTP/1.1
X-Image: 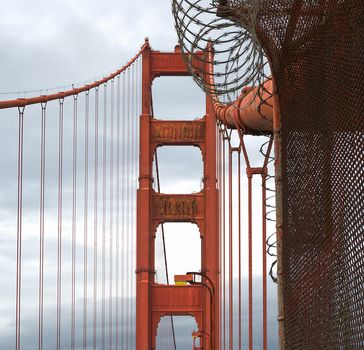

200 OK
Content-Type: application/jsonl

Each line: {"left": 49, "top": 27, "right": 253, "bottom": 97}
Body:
{"left": 254, "top": 1, "right": 364, "bottom": 348}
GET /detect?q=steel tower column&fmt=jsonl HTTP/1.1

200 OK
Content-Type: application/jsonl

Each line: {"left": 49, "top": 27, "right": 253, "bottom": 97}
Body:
{"left": 136, "top": 42, "right": 220, "bottom": 349}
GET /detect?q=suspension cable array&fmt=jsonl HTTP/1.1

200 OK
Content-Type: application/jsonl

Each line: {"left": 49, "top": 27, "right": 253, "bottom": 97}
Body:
{"left": 0, "top": 43, "right": 145, "bottom": 350}
{"left": 217, "top": 118, "right": 276, "bottom": 350}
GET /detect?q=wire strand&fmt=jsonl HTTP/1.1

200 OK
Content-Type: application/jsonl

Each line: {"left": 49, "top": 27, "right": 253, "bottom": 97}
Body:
{"left": 83, "top": 91, "right": 90, "bottom": 350}
{"left": 38, "top": 102, "right": 47, "bottom": 350}
{"left": 108, "top": 79, "right": 114, "bottom": 350}
{"left": 93, "top": 86, "right": 99, "bottom": 350}
{"left": 102, "top": 83, "right": 107, "bottom": 350}
{"left": 71, "top": 94, "right": 78, "bottom": 350}
{"left": 115, "top": 74, "right": 121, "bottom": 350}
{"left": 56, "top": 98, "right": 64, "bottom": 350}
{"left": 15, "top": 106, "right": 25, "bottom": 350}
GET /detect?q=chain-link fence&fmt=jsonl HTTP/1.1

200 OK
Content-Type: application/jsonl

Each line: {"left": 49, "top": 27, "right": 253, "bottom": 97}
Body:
{"left": 256, "top": 1, "right": 364, "bottom": 348}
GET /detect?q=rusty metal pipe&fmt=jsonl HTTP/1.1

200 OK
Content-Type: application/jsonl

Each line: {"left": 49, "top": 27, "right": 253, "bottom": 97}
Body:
{"left": 213, "top": 79, "right": 273, "bottom": 133}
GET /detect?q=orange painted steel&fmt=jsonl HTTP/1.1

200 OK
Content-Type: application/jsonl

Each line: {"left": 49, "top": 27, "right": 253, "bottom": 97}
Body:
{"left": 213, "top": 80, "right": 273, "bottom": 133}
{"left": 0, "top": 41, "right": 148, "bottom": 109}
{"left": 136, "top": 42, "right": 219, "bottom": 350}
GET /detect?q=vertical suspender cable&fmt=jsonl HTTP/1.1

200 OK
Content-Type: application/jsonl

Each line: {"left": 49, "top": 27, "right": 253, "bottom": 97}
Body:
{"left": 156, "top": 153, "right": 177, "bottom": 350}
{"left": 221, "top": 128, "right": 224, "bottom": 350}
{"left": 93, "top": 87, "right": 99, "bottom": 350}
{"left": 83, "top": 91, "right": 90, "bottom": 350}
{"left": 109, "top": 79, "right": 115, "bottom": 350}
{"left": 134, "top": 60, "right": 139, "bottom": 350}
{"left": 71, "top": 94, "right": 78, "bottom": 350}
{"left": 131, "top": 61, "right": 134, "bottom": 350}
{"left": 126, "top": 67, "right": 131, "bottom": 350}
{"left": 217, "top": 128, "right": 222, "bottom": 350}
{"left": 116, "top": 74, "right": 121, "bottom": 350}
{"left": 138, "top": 57, "right": 142, "bottom": 343}
{"left": 129, "top": 64, "right": 133, "bottom": 350}
{"left": 238, "top": 151, "right": 242, "bottom": 350}
{"left": 124, "top": 68, "right": 129, "bottom": 350}
{"left": 121, "top": 71, "right": 126, "bottom": 350}
{"left": 57, "top": 98, "right": 64, "bottom": 350}
{"left": 133, "top": 63, "right": 136, "bottom": 350}
{"left": 248, "top": 168, "right": 253, "bottom": 350}
{"left": 228, "top": 147, "right": 233, "bottom": 350}
{"left": 262, "top": 169, "right": 267, "bottom": 350}
{"left": 134, "top": 62, "right": 139, "bottom": 350}
{"left": 131, "top": 63, "right": 135, "bottom": 350}
{"left": 38, "top": 102, "right": 47, "bottom": 350}
{"left": 130, "top": 64, "right": 135, "bottom": 350}
{"left": 151, "top": 90, "right": 177, "bottom": 350}
{"left": 102, "top": 83, "right": 107, "bottom": 350}
{"left": 129, "top": 65, "right": 133, "bottom": 350}
{"left": 261, "top": 138, "right": 274, "bottom": 350}
{"left": 237, "top": 134, "right": 252, "bottom": 350}
{"left": 134, "top": 61, "right": 138, "bottom": 350}
{"left": 15, "top": 106, "right": 25, "bottom": 350}
{"left": 222, "top": 138, "right": 226, "bottom": 350}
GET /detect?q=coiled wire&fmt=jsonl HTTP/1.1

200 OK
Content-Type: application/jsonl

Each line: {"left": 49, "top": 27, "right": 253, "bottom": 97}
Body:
{"left": 172, "top": 0, "right": 266, "bottom": 106}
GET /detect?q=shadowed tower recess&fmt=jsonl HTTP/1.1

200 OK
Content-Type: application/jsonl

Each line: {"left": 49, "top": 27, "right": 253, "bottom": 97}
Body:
{"left": 136, "top": 40, "right": 219, "bottom": 349}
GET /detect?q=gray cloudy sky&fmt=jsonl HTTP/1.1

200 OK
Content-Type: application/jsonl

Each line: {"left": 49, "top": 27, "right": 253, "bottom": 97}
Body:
{"left": 0, "top": 0, "right": 175, "bottom": 93}
{"left": 0, "top": 1, "right": 278, "bottom": 349}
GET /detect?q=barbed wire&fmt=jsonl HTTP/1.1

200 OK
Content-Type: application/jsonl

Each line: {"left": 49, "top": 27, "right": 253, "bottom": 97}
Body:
{"left": 172, "top": 0, "right": 269, "bottom": 107}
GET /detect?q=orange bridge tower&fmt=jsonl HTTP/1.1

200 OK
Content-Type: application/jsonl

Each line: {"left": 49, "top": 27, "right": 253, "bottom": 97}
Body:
{"left": 136, "top": 41, "right": 220, "bottom": 349}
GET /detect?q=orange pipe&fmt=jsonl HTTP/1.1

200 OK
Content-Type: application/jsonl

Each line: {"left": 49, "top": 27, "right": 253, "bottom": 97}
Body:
{"left": 213, "top": 79, "right": 273, "bottom": 133}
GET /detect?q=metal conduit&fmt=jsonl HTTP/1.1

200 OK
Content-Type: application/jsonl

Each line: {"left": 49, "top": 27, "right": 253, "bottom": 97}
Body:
{"left": 205, "top": 44, "right": 273, "bottom": 133}
{"left": 213, "top": 79, "right": 273, "bottom": 133}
